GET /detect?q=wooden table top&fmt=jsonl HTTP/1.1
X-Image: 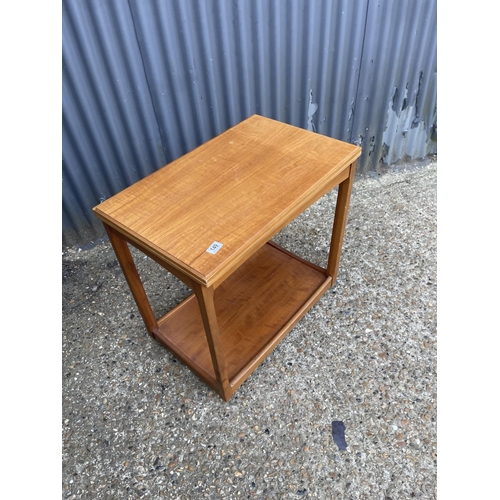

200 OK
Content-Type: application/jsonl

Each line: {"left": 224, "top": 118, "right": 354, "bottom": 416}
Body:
{"left": 94, "top": 114, "right": 361, "bottom": 287}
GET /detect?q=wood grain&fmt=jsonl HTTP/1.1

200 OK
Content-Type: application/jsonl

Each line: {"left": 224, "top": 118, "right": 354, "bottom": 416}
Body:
{"left": 327, "top": 161, "right": 357, "bottom": 281}
{"left": 94, "top": 114, "right": 361, "bottom": 287}
{"left": 192, "top": 282, "right": 232, "bottom": 400}
{"left": 104, "top": 223, "right": 158, "bottom": 336}
{"left": 155, "top": 243, "right": 327, "bottom": 386}
{"left": 95, "top": 115, "right": 361, "bottom": 400}
{"left": 228, "top": 274, "right": 332, "bottom": 394}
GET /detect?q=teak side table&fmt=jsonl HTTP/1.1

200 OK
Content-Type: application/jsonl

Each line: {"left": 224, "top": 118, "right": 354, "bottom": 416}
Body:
{"left": 93, "top": 115, "right": 361, "bottom": 401}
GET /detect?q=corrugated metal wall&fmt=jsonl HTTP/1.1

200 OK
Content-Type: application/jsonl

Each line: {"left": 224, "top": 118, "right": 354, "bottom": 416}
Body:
{"left": 63, "top": 0, "right": 437, "bottom": 245}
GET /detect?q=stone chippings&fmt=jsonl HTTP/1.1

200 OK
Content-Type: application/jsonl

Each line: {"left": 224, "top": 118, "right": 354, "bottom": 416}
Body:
{"left": 62, "top": 161, "right": 437, "bottom": 499}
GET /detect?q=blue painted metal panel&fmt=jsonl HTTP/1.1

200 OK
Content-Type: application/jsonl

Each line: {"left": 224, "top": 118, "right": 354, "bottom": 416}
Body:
{"left": 62, "top": 0, "right": 437, "bottom": 245}
{"left": 128, "top": 0, "right": 367, "bottom": 151}
{"left": 62, "top": 0, "right": 166, "bottom": 243}
{"left": 350, "top": 0, "right": 437, "bottom": 171}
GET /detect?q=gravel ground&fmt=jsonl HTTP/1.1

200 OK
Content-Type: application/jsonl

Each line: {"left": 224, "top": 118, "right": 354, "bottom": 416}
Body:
{"left": 62, "top": 160, "right": 437, "bottom": 499}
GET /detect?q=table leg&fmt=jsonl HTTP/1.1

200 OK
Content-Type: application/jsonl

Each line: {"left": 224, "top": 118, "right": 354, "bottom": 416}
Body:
{"left": 192, "top": 283, "right": 231, "bottom": 401}
{"left": 104, "top": 223, "right": 158, "bottom": 336}
{"left": 327, "top": 161, "right": 357, "bottom": 282}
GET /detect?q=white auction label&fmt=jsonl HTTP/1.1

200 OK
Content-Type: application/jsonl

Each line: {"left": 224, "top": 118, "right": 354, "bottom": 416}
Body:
{"left": 206, "top": 241, "right": 223, "bottom": 254}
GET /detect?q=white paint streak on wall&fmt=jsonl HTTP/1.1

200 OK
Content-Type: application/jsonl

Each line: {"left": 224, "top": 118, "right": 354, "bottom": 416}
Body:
{"left": 307, "top": 89, "right": 318, "bottom": 132}
{"left": 382, "top": 88, "right": 429, "bottom": 164}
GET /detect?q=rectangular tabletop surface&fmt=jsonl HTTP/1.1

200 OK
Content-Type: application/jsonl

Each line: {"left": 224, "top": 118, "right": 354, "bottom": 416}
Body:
{"left": 94, "top": 114, "right": 361, "bottom": 286}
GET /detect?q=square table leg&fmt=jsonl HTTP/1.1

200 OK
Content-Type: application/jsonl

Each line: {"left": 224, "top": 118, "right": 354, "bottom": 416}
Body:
{"left": 327, "top": 161, "right": 357, "bottom": 282}
{"left": 104, "top": 221, "right": 233, "bottom": 400}
{"left": 192, "top": 283, "right": 232, "bottom": 401}
{"left": 101, "top": 160, "right": 356, "bottom": 402}
{"left": 104, "top": 223, "right": 158, "bottom": 337}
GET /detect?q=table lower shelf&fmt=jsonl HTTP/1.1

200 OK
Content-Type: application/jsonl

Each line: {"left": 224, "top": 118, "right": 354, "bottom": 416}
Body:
{"left": 154, "top": 242, "right": 332, "bottom": 395}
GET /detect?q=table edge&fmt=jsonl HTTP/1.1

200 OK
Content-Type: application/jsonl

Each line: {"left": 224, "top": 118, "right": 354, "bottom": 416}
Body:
{"left": 93, "top": 145, "right": 361, "bottom": 288}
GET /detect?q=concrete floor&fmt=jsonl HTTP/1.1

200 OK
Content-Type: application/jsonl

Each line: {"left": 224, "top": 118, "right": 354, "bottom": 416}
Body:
{"left": 62, "top": 159, "right": 437, "bottom": 499}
